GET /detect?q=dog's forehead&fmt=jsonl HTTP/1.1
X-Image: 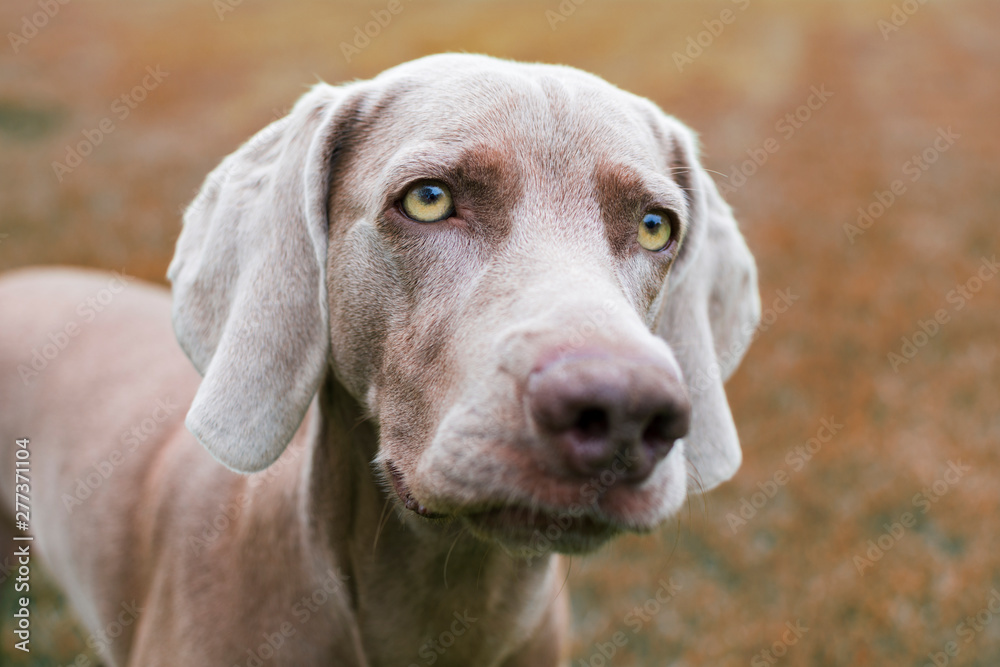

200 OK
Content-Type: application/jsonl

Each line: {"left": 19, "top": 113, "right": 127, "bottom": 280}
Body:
{"left": 365, "top": 54, "right": 670, "bottom": 173}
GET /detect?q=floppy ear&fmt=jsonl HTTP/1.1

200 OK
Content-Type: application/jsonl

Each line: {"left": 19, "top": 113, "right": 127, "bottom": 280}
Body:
{"left": 167, "top": 83, "right": 358, "bottom": 473}
{"left": 655, "top": 129, "right": 761, "bottom": 492}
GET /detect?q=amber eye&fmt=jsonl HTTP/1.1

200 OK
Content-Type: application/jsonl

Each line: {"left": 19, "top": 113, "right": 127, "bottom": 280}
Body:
{"left": 637, "top": 211, "right": 674, "bottom": 251}
{"left": 401, "top": 181, "right": 454, "bottom": 222}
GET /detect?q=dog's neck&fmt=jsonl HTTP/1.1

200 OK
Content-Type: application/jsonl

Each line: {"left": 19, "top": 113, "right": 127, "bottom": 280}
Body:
{"left": 296, "top": 376, "right": 562, "bottom": 666}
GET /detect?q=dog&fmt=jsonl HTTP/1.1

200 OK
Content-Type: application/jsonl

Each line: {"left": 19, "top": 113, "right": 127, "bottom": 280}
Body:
{"left": 0, "top": 54, "right": 760, "bottom": 666}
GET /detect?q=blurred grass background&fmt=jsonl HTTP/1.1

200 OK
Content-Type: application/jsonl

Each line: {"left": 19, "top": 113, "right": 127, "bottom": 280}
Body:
{"left": 1, "top": 0, "right": 998, "bottom": 664}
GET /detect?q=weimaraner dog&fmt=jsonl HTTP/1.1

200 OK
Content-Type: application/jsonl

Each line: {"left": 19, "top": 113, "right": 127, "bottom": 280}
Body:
{"left": 0, "top": 54, "right": 759, "bottom": 666}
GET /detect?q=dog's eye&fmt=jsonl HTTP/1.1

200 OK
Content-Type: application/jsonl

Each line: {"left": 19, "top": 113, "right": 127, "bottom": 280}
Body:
{"left": 401, "top": 181, "right": 454, "bottom": 222}
{"left": 637, "top": 211, "right": 674, "bottom": 252}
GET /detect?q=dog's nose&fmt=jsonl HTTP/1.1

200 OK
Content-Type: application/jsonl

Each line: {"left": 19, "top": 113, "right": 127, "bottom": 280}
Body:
{"left": 527, "top": 354, "right": 690, "bottom": 483}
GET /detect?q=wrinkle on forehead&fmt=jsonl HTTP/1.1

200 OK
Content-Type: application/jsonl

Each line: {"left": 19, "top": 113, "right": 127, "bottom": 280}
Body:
{"left": 369, "top": 56, "right": 663, "bottom": 166}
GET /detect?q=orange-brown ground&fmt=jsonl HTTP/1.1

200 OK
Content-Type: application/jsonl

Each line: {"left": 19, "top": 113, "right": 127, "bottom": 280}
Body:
{"left": 1, "top": 1, "right": 998, "bottom": 665}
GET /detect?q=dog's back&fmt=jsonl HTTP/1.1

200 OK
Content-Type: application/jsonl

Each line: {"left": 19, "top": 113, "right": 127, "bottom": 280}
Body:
{"left": 0, "top": 267, "right": 200, "bottom": 663}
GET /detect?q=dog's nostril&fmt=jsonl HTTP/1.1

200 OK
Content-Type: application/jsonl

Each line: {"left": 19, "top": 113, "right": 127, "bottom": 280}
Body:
{"left": 641, "top": 408, "right": 688, "bottom": 457}
{"left": 642, "top": 415, "right": 675, "bottom": 454}
{"left": 573, "top": 407, "right": 609, "bottom": 441}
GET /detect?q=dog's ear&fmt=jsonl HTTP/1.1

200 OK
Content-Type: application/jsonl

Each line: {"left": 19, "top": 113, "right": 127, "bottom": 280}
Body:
{"left": 654, "top": 122, "right": 761, "bottom": 492}
{"left": 168, "top": 83, "right": 360, "bottom": 473}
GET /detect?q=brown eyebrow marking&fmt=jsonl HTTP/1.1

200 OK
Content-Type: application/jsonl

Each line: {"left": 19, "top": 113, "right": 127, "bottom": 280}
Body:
{"left": 449, "top": 143, "right": 522, "bottom": 246}
{"left": 593, "top": 161, "right": 660, "bottom": 260}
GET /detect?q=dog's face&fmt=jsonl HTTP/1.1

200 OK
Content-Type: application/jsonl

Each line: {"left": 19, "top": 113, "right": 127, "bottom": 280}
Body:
{"left": 168, "top": 54, "right": 760, "bottom": 555}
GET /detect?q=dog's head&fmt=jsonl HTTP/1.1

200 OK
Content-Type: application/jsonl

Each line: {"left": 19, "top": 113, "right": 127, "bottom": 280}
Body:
{"left": 169, "top": 54, "right": 760, "bottom": 554}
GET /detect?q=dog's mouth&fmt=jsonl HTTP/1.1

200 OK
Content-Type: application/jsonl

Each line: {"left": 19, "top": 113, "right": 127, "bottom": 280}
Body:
{"left": 461, "top": 505, "right": 621, "bottom": 555}
{"left": 385, "top": 460, "right": 624, "bottom": 554}
{"left": 387, "top": 461, "right": 448, "bottom": 519}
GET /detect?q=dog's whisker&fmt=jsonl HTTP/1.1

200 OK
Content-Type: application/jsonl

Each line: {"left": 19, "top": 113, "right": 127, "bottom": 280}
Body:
{"left": 442, "top": 529, "right": 464, "bottom": 590}
{"left": 665, "top": 515, "right": 681, "bottom": 565}
{"left": 372, "top": 496, "right": 393, "bottom": 555}
{"left": 476, "top": 545, "right": 493, "bottom": 591}
{"left": 553, "top": 555, "right": 574, "bottom": 603}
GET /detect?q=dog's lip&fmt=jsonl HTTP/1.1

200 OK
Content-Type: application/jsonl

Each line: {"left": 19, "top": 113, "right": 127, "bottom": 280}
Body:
{"left": 462, "top": 504, "right": 617, "bottom": 537}
{"left": 460, "top": 503, "right": 626, "bottom": 555}
{"left": 386, "top": 461, "right": 448, "bottom": 519}
{"left": 386, "top": 461, "right": 621, "bottom": 532}
{"left": 385, "top": 461, "right": 661, "bottom": 532}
